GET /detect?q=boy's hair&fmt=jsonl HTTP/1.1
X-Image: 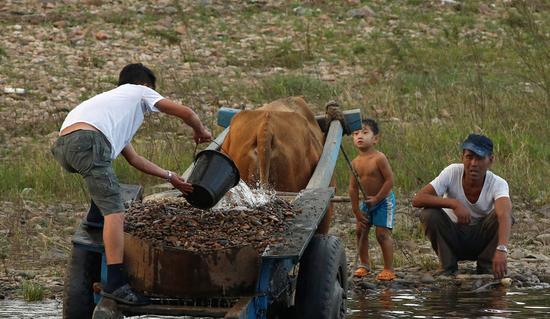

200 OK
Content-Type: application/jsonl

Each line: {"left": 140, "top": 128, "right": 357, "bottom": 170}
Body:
{"left": 118, "top": 63, "right": 156, "bottom": 89}
{"left": 362, "top": 118, "right": 379, "bottom": 135}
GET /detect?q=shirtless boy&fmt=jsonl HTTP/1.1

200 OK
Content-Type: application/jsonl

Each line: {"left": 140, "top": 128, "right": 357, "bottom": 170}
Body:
{"left": 349, "top": 119, "right": 396, "bottom": 281}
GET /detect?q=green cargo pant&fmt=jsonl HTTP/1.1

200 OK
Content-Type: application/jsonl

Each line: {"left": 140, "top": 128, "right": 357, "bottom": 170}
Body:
{"left": 51, "top": 130, "right": 124, "bottom": 215}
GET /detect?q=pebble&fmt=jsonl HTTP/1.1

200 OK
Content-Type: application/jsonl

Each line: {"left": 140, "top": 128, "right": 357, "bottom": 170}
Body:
{"left": 420, "top": 272, "right": 435, "bottom": 283}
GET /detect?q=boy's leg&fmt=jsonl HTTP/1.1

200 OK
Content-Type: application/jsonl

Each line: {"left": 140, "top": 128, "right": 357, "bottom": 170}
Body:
{"left": 370, "top": 193, "right": 396, "bottom": 280}
{"left": 375, "top": 227, "right": 394, "bottom": 271}
{"left": 370, "top": 193, "right": 395, "bottom": 269}
{"left": 354, "top": 223, "right": 371, "bottom": 277}
{"left": 375, "top": 227, "right": 396, "bottom": 281}
{"left": 356, "top": 223, "right": 371, "bottom": 266}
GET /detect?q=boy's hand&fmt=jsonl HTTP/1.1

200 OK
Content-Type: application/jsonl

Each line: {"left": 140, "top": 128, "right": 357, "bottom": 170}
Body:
{"left": 169, "top": 174, "right": 193, "bottom": 195}
{"left": 355, "top": 212, "right": 369, "bottom": 229}
{"left": 193, "top": 127, "right": 212, "bottom": 144}
{"left": 365, "top": 196, "right": 379, "bottom": 207}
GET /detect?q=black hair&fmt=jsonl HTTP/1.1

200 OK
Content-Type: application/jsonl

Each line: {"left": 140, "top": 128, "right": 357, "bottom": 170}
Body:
{"left": 117, "top": 63, "right": 156, "bottom": 89}
{"left": 362, "top": 118, "right": 379, "bottom": 135}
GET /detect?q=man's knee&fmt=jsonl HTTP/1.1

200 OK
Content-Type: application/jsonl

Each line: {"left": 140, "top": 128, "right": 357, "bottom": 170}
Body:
{"left": 419, "top": 208, "right": 446, "bottom": 226}
{"left": 481, "top": 211, "right": 513, "bottom": 233}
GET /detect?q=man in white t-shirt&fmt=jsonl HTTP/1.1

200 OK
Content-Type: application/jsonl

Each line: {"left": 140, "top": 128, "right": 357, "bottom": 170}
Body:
{"left": 51, "top": 63, "right": 212, "bottom": 305}
{"left": 412, "top": 134, "right": 513, "bottom": 279}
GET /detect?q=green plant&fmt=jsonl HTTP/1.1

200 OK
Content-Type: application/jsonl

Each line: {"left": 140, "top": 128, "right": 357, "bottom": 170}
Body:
{"left": 251, "top": 74, "right": 339, "bottom": 106}
{"left": 20, "top": 280, "right": 45, "bottom": 301}
{"left": 147, "top": 29, "right": 181, "bottom": 45}
{"left": 253, "top": 39, "right": 308, "bottom": 69}
{"left": 418, "top": 254, "right": 440, "bottom": 271}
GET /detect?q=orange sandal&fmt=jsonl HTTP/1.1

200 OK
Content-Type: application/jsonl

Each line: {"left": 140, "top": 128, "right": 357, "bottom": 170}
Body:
{"left": 376, "top": 269, "right": 396, "bottom": 281}
{"left": 353, "top": 264, "right": 371, "bottom": 278}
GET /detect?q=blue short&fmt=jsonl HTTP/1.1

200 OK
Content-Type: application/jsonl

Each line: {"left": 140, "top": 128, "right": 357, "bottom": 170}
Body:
{"left": 360, "top": 192, "right": 396, "bottom": 229}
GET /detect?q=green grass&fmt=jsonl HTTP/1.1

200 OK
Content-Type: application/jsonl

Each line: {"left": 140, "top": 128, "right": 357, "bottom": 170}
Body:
{"left": 20, "top": 280, "right": 45, "bottom": 302}
{"left": 0, "top": 134, "right": 195, "bottom": 202}
{"left": 146, "top": 29, "right": 181, "bottom": 45}
{"left": 0, "top": 0, "right": 548, "bottom": 206}
{"left": 250, "top": 74, "right": 340, "bottom": 106}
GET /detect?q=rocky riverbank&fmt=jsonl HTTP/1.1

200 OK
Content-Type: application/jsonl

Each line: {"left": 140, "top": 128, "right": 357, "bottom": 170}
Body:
{"left": 1, "top": 196, "right": 550, "bottom": 301}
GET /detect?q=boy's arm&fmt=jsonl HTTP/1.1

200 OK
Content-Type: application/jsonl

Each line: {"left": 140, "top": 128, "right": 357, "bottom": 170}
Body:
{"left": 155, "top": 98, "right": 212, "bottom": 143}
{"left": 349, "top": 163, "right": 368, "bottom": 228}
{"left": 372, "top": 153, "right": 394, "bottom": 202}
{"left": 121, "top": 143, "right": 193, "bottom": 195}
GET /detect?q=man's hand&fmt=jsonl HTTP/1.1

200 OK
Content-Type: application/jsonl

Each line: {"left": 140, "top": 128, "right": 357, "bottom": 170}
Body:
{"left": 193, "top": 127, "right": 212, "bottom": 144}
{"left": 493, "top": 250, "right": 507, "bottom": 279}
{"left": 453, "top": 200, "right": 471, "bottom": 224}
{"left": 169, "top": 173, "right": 193, "bottom": 195}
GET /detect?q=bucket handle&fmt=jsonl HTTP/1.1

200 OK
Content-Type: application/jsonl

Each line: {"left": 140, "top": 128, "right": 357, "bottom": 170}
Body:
{"left": 193, "top": 139, "right": 229, "bottom": 159}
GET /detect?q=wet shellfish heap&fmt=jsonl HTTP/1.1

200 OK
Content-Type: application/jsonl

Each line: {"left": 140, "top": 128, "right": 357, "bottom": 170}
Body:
{"left": 124, "top": 197, "right": 296, "bottom": 253}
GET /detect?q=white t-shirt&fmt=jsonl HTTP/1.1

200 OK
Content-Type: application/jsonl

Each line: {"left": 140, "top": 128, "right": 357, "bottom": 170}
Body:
{"left": 430, "top": 163, "right": 510, "bottom": 223}
{"left": 60, "top": 84, "right": 163, "bottom": 159}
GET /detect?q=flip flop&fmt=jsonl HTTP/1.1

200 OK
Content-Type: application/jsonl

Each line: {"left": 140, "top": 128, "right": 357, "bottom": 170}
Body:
{"left": 353, "top": 264, "right": 371, "bottom": 278}
{"left": 376, "top": 269, "right": 396, "bottom": 281}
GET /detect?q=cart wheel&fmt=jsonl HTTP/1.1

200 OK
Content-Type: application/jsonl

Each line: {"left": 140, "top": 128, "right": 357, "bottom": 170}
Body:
{"left": 63, "top": 246, "right": 101, "bottom": 319}
{"left": 295, "top": 234, "right": 347, "bottom": 319}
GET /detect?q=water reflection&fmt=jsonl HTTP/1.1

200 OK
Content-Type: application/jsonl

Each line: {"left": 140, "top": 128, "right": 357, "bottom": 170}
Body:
{"left": 348, "top": 288, "right": 550, "bottom": 318}
{"left": 2, "top": 289, "right": 550, "bottom": 318}
{"left": 0, "top": 299, "right": 61, "bottom": 318}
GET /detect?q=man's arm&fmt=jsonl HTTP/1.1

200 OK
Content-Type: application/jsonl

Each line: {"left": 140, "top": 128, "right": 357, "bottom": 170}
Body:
{"left": 412, "top": 184, "right": 471, "bottom": 224}
{"left": 121, "top": 144, "right": 193, "bottom": 195}
{"left": 155, "top": 99, "right": 212, "bottom": 143}
{"left": 492, "top": 196, "right": 513, "bottom": 279}
{"left": 412, "top": 184, "right": 455, "bottom": 208}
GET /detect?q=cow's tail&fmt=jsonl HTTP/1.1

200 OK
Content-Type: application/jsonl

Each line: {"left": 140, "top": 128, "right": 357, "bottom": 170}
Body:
{"left": 256, "top": 112, "right": 272, "bottom": 188}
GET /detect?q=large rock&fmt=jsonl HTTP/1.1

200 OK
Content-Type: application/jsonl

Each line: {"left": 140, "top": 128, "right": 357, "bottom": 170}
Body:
{"left": 536, "top": 234, "right": 550, "bottom": 245}
{"left": 347, "top": 5, "right": 375, "bottom": 19}
{"left": 539, "top": 205, "right": 550, "bottom": 218}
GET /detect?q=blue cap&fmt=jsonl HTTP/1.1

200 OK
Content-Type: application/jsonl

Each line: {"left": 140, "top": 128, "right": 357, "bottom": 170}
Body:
{"left": 461, "top": 134, "right": 493, "bottom": 157}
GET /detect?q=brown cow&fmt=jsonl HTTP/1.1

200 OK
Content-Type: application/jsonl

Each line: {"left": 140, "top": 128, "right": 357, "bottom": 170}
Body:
{"left": 221, "top": 96, "right": 333, "bottom": 233}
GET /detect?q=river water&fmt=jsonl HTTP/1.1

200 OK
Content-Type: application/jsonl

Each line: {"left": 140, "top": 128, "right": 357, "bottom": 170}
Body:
{"left": 1, "top": 288, "right": 550, "bottom": 318}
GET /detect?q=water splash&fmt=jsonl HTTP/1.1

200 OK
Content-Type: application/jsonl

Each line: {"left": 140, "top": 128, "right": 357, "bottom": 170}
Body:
{"left": 212, "top": 180, "right": 275, "bottom": 211}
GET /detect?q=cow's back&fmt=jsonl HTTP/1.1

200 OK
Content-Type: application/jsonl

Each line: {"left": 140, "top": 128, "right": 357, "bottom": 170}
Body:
{"left": 221, "top": 97, "right": 324, "bottom": 192}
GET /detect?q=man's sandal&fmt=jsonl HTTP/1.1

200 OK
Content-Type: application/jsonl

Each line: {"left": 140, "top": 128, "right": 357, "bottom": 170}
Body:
{"left": 376, "top": 269, "right": 396, "bottom": 281}
{"left": 101, "top": 284, "right": 151, "bottom": 306}
{"left": 353, "top": 264, "right": 371, "bottom": 278}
